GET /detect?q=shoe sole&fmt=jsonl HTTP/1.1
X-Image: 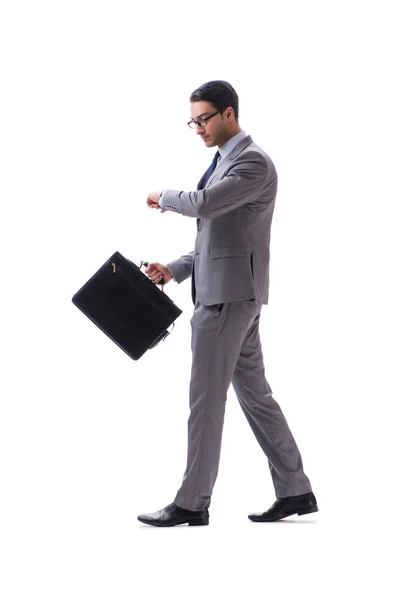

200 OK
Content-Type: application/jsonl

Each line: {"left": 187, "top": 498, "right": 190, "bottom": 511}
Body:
{"left": 138, "top": 517, "right": 209, "bottom": 527}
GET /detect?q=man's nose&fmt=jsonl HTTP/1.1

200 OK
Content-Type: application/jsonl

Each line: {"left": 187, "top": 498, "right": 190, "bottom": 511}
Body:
{"left": 196, "top": 124, "right": 205, "bottom": 135}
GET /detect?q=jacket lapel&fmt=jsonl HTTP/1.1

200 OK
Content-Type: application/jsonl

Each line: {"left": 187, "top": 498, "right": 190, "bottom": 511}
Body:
{"left": 205, "top": 135, "right": 253, "bottom": 187}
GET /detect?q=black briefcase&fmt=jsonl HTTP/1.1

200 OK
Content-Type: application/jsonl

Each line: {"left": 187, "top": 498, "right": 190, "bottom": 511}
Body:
{"left": 71, "top": 250, "right": 182, "bottom": 360}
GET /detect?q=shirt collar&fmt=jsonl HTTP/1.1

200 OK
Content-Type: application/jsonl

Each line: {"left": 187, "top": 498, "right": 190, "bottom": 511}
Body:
{"left": 218, "top": 130, "right": 247, "bottom": 162}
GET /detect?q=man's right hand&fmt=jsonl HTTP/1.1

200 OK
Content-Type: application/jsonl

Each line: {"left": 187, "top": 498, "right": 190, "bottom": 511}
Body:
{"left": 145, "top": 262, "right": 174, "bottom": 285}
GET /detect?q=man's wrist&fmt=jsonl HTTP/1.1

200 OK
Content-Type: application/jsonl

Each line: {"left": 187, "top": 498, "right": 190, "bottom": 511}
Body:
{"left": 159, "top": 190, "right": 167, "bottom": 208}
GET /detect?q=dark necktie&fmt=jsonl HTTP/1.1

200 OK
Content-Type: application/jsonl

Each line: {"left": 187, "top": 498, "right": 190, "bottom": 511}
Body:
{"left": 197, "top": 150, "right": 221, "bottom": 190}
{"left": 196, "top": 150, "right": 220, "bottom": 231}
{"left": 193, "top": 150, "right": 220, "bottom": 304}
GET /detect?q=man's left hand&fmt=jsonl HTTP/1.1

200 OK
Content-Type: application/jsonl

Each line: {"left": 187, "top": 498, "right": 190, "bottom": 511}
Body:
{"left": 147, "top": 192, "right": 166, "bottom": 213}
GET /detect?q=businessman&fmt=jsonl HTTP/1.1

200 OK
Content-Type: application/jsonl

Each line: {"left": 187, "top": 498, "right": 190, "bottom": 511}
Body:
{"left": 139, "top": 80, "right": 318, "bottom": 526}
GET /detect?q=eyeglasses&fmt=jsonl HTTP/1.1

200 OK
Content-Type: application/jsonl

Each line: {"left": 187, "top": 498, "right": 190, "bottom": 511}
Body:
{"left": 187, "top": 108, "right": 225, "bottom": 129}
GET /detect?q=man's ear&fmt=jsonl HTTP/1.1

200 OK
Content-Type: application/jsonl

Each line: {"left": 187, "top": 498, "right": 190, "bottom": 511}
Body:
{"left": 225, "top": 106, "right": 234, "bottom": 122}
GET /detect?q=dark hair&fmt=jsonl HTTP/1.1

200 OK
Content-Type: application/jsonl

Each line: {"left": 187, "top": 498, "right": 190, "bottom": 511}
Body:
{"left": 190, "top": 80, "right": 239, "bottom": 121}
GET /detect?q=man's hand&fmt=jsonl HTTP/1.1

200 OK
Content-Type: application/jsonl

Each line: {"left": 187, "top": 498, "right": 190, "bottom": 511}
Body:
{"left": 145, "top": 262, "right": 174, "bottom": 285}
{"left": 147, "top": 191, "right": 166, "bottom": 213}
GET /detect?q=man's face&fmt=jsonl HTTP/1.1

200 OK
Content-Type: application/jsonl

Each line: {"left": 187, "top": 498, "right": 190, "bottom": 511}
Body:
{"left": 190, "top": 101, "right": 229, "bottom": 148}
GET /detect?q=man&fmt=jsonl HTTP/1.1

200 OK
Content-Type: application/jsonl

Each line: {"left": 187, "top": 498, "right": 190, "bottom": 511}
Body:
{"left": 139, "top": 80, "right": 318, "bottom": 526}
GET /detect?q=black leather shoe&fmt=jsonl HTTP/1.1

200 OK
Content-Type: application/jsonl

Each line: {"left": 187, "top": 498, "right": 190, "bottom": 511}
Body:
{"left": 137, "top": 502, "right": 209, "bottom": 527}
{"left": 248, "top": 492, "right": 318, "bottom": 522}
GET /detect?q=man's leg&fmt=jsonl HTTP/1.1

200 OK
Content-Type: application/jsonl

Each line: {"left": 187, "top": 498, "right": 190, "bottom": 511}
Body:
{"left": 174, "top": 299, "right": 259, "bottom": 511}
{"left": 231, "top": 311, "right": 313, "bottom": 498}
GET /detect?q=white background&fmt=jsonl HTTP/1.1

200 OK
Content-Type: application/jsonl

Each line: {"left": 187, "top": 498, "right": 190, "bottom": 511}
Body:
{"left": 1, "top": 0, "right": 399, "bottom": 598}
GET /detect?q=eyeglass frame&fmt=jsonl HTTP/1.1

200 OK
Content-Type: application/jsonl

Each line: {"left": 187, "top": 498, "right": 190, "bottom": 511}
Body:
{"left": 187, "top": 107, "right": 227, "bottom": 130}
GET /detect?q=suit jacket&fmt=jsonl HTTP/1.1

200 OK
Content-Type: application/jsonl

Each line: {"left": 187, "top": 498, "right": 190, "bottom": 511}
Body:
{"left": 163, "top": 134, "right": 278, "bottom": 306}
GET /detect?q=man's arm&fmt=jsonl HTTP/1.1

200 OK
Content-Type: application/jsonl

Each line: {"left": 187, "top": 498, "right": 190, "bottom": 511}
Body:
{"left": 166, "top": 251, "right": 194, "bottom": 284}
{"left": 159, "top": 152, "right": 274, "bottom": 219}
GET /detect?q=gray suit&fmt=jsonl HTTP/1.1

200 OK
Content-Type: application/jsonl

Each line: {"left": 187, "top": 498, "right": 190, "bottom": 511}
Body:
{"left": 162, "top": 134, "right": 313, "bottom": 511}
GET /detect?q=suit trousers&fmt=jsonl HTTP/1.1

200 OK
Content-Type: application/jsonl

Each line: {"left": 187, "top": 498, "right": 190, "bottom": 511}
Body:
{"left": 173, "top": 298, "right": 313, "bottom": 511}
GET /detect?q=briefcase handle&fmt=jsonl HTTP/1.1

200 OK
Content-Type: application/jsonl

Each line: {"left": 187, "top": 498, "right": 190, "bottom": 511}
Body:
{"left": 110, "top": 259, "right": 165, "bottom": 292}
{"left": 139, "top": 260, "right": 165, "bottom": 292}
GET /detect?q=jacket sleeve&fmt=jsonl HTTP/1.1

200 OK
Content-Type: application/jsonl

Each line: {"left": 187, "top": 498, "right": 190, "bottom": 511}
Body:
{"left": 166, "top": 250, "right": 194, "bottom": 284}
{"left": 160, "top": 152, "right": 273, "bottom": 219}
